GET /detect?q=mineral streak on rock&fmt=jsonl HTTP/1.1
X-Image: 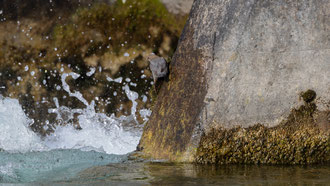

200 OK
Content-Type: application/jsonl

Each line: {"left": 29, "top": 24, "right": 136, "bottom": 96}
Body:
{"left": 138, "top": 0, "right": 330, "bottom": 163}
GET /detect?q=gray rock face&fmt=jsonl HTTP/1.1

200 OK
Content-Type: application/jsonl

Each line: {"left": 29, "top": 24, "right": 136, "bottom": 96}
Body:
{"left": 200, "top": 0, "right": 330, "bottom": 129}
{"left": 161, "top": 0, "right": 194, "bottom": 15}
{"left": 200, "top": 0, "right": 330, "bottom": 127}
{"left": 138, "top": 0, "right": 330, "bottom": 161}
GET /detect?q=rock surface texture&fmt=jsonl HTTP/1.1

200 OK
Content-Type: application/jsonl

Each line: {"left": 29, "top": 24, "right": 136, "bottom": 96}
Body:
{"left": 161, "top": 0, "right": 194, "bottom": 15}
{"left": 138, "top": 0, "right": 330, "bottom": 163}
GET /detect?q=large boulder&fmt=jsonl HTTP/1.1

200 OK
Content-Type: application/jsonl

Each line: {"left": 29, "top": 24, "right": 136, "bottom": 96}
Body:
{"left": 138, "top": 0, "right": 330, "bottom": 163}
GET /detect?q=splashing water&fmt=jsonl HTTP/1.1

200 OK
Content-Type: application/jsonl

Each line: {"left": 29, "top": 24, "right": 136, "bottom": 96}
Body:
{"left": 0, "top": 97, "right": 45, "bottom": 153}
{"left": 43, "top": 72, "right": 147, "bottom": 154}
{"left": 0, "top": 72, "right": 150, "bottom": 154}
{"left": 0, "top": 71, "right": 151, "bottom": 183}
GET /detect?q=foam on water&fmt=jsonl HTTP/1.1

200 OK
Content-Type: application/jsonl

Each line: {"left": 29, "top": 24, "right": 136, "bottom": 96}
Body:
{"left": 44, "top": 110, "right": 140, "bottom": 154}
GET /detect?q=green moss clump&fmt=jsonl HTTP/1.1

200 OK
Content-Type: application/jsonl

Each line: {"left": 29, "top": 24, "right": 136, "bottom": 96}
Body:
{"left": 196, "top": 91, "right": 329, "bottom": 165}
{"left": 301, "top": 89, "right": 316, "bottom": 103}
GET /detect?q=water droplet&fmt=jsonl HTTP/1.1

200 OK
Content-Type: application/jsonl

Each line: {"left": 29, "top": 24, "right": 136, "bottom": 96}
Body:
{"left": 130, "top": 82, "right": 137, "bottom": 87}
{"left": 142, "top": 95, "right": 148, "bottom": 103}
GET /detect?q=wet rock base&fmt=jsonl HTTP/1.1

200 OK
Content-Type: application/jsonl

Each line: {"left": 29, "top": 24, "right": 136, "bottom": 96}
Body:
{"left": 196, "top": 95, "right": 329, "bottom": 165}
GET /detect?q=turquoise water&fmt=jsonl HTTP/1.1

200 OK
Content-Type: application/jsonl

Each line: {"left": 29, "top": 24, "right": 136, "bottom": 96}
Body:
{"left": 0, "top": 150, "right": 126, "bottom": 183}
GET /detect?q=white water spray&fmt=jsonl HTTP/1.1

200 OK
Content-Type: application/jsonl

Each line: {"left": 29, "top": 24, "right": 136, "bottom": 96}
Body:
{"left": 0, "top": 72, "right": 151, "bottom": 155}
{"left": 0, "top": 98, "right": 45, "bottom": 153}
{"left": 45, "top": 72, "right": 148, "bottom": 154}
{"left": 0, "top": 70, "right": 152, "bottom": 183}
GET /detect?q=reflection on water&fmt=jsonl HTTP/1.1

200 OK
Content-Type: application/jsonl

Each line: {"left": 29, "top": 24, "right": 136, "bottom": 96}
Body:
{"left": 68, "top": 162, "right": 330, "bottom": 185}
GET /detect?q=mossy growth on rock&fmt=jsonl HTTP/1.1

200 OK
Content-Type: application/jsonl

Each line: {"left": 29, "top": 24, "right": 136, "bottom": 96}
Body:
{"left": 196, "top": 90, "right": 329, "bottom": 165}
{"left": 300, "top": 89, "right": 316, "bottom": 103}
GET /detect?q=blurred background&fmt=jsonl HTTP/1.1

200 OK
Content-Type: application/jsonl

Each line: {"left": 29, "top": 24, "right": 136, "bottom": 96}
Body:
{"left": 0, "top": 0, "right": 193, "bottom": 135}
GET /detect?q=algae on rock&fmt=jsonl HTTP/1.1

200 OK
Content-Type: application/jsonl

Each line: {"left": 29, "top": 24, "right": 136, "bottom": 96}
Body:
{"left": 196, "top": 91, "right": 329, "bottom": 165}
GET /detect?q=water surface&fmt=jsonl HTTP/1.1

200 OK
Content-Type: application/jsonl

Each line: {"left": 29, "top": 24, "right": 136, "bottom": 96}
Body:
{"left": 68, "top": 162, "right": 330, "bottom": 185}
